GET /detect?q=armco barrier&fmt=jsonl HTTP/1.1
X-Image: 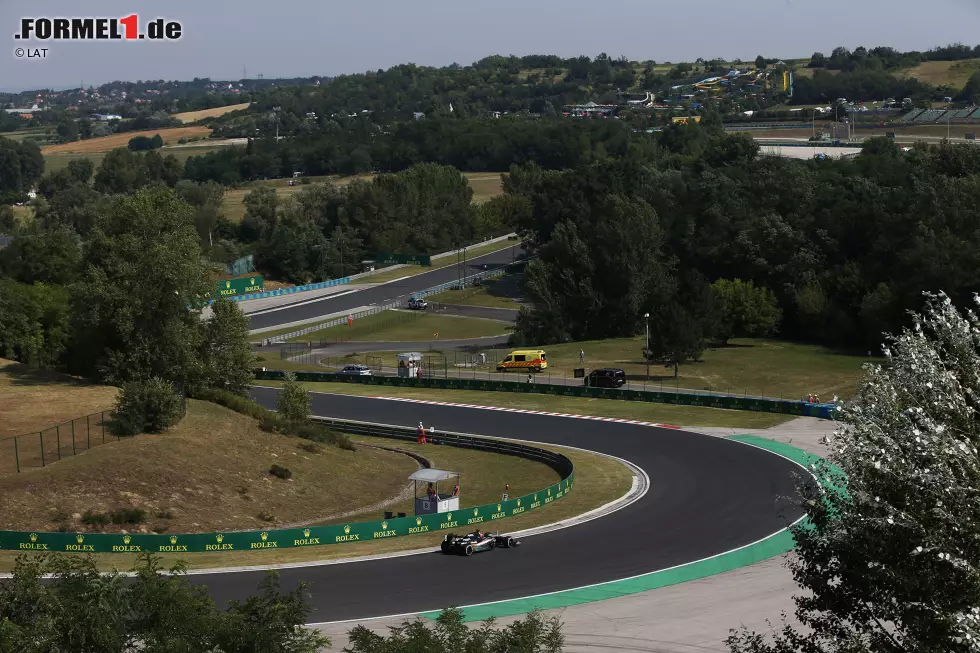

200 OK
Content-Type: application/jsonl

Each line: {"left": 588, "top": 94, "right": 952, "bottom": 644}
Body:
{"left": 0, "top": 420, "right": 573, "bottom": 554}
{"left": 253, "top": 370, "right": 837, "bottom": 420}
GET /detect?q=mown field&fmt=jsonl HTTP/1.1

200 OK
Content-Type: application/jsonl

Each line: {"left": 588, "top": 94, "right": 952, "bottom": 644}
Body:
{"left": 172, "top": 103, "right": 250, "bottom": 123}
{"left": 41, "top": 126, "right": 213, "bottom": 154}
{"left": 896, "top": 58, "right": 980, "bottom": 87}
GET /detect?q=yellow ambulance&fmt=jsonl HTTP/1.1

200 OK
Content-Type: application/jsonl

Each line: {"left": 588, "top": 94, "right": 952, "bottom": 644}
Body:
{"left": 496, "top": 350, "right": 548, "bottom": 373}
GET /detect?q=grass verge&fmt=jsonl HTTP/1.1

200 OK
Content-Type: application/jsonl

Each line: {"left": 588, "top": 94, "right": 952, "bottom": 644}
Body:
{"left": 285, "top": 311, "right": 510, "bottom": 343}
{"left": 428, "top": 272, "right": 525, "bottom": 309}
{"left": 0, "top": 430, "right": 629, "bottom": 571}
{"left": 0, "top": 359, "right": 118, "bottom": 439}
{"left": 258, "top": 380, "right": 796, "bottom": 428}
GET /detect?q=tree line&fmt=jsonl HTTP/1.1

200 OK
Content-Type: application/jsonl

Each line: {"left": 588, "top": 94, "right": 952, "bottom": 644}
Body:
{"left": 506, "top": 122, "right": 980, "bottom": 364}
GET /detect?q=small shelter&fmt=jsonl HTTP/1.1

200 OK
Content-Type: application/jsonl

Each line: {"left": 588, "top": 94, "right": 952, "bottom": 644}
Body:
{"left": 397, "top": 352, "right": 423, "bottom": 378}
{"left": 410, "top": 468, "right": 460, "bottom": 515}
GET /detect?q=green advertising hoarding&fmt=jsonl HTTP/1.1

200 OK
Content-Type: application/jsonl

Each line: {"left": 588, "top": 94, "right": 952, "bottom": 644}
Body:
{"left": 0, "top": 476, "right": 573, "bottom": 554}
{"left": 373, "top": 252, "right": 432, "bottom": 267}
{"left": 214, "top": 275, "right": 264, "bottom": 298}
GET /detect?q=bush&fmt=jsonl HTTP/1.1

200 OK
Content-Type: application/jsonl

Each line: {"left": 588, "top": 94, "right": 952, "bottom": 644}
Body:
{"left": 269, "top": 464, "right": 292, "bottom": 480}
{"left": 111, "top": 378, "right": 183, "bottom": 436}
{"left": 276, "top": 373, "right": 311, "bottom": 421}
{"left": 127, "top": 135, "right": 154, "bottom": 151}
{"left": 81, "top": 510, "right": 109, "bottom": 527}
{"left": 196, "top": 387, "right": 354, "bottom": 451}
{"left": 109, "top": 507, "right": 146, "bottom": 525}
{"left": 298, "top": 441, "right": 322, "bottom": 454}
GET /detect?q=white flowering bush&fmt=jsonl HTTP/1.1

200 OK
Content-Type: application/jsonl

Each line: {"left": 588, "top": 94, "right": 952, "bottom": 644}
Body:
{"left": 727, "top": 292, "right": 980, "bottom": 653}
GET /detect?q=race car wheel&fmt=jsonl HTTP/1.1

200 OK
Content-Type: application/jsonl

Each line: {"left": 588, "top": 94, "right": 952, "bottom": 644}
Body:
{"left": 464, "top": 545, "right": 474, "bottom": 556}
{"left": 504, "top": 537, "right": 514, "bottom": 548}
{"left": 488, "top": 539, "right": 495, "bottom": 549}
{"left": 440, "top": 542, "right": 450, "bottom": 554}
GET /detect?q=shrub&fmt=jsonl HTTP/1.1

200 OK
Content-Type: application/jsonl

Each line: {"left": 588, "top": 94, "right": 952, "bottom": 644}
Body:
{"left": 276, "top": 373, "right": 311, "bottom": 422}
{"left": 110, "top": 507, "right": 146, "bottom": 525}
{"left": 269, "top": 464, "right": 292, "bottom": 480}
{"left": 111, "top": 378, "right": 183, "bottom": 436}
{"left": 196, "top": 387, "right": 354, "bottom": 451}
{"left": 81, "top": 510, "right": 109, "bottom": 527}
{"left": 156, "top": 510, "right": 175, "bottom": 520}
{"left": 298, "top": 442, "right": 322, "bottom": 454}
{"left": 257, "top": 511, "right": 275, "bottom": 522}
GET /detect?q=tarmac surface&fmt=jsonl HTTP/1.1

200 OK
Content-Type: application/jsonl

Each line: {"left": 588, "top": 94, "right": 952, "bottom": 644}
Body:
{"left": 188, "top": 388, "right": 810, "bottom": 625}
{"left": 247, "top": 246, "right": 524, "bottom": 331}
{"left": 311, "top": 417, "right": 834, "bottom": 652}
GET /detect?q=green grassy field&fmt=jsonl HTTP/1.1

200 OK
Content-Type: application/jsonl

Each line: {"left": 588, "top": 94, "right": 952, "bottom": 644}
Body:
{"left": 531, "top": 337, "right": 866, "bottom": 400}
{"left": 285, "top": 311, "right": 510, "bottom": 343}
{"left": 43, "top": 145, "right": 228, "bottom": 176}
{"left": 429, "top": 272, "right": 525, "bottom": 309}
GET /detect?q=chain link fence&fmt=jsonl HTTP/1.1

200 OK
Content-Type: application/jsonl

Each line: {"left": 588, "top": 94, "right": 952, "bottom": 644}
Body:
{"left": 0, "top": 411, "right": 113, "bottom": 474}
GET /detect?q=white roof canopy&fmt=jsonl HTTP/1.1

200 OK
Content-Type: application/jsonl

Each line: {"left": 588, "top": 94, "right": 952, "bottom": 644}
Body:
{"left": 409, "top": 469, "right": 458, "bottom": 483}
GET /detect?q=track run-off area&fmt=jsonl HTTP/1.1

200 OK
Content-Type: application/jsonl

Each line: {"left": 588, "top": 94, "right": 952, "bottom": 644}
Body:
{"left": 179, "top": 387, "right": 817, "bottom": 625}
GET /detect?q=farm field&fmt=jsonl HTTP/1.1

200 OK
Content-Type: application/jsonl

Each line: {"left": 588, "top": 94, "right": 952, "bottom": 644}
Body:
{"left": 40, "top": 126, "right": 212, "bottom": 154}
{"left": 172, "top": 103, "right": 250, "bottom": 123}
{"left": 896, "top": 58, "right": 980, "bottom": 87}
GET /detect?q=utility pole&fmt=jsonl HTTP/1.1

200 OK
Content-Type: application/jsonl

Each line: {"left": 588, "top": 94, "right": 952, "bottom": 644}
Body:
{"left": 644, "top": 313, "right": 650, "bottom": 381}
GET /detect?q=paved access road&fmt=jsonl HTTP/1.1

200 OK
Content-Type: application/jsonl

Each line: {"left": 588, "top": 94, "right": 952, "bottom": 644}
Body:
{"left": 189, "top": 388, "right": 807, "bottom": 623}
{"left": 247, "top": 245, "right": 524, "bottom": 331}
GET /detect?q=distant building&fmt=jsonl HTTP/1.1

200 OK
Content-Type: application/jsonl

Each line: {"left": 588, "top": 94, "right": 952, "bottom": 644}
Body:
{"left": 92, "top": 113, "right": 122, "bottom": 121}
{"left": 4, "top": 103, "right": 43, "bottom": 114}
{"left": 564, "top": 101, "right": 617, "bottom": 117}
{"left": 413, "top": 112, "right": 426, "bottom": 120}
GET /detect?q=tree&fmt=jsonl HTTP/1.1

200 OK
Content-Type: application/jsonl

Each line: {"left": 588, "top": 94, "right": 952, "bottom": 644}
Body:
{"left": 111, "top": 377, "right": 184, "bottom": 435}
{"left": 346, "top": 607, "right": 564, "bottom": 653}
{"left": 150, "top": 133, "right": 164, "bottom": 149}
{"left": 0, "top": 228, "right": 82, "bottom": 285}
{"left": 0, "top": 280, "right": 70, "bottom": 369}
{"left": 710, "top": 279, "right": 782, "bottom": 345}
{"left": 727, "top": 292, "right": 980, "bottom": 653}
{"left": 56, "top": 118, "right": 79, "bottom": 143}
{"left": 198, "top": 297, "right": 256, "bottom": 396}
{"left": 0, "top": 205, "right": 15, "bottom": 233}
{"left": 277, "top": 372, "right": 311, "bottom": 422}
{"left": 958, "top": 71, "right": 980, "bottom": 104}
{"left": 0, "top": 552, "right": 329, "bottom": 652}
{"left": 755, "top": 55, "right": 767, "bottom": 69}
{"left": 67, "top": 186, "right": 213, "bottom": 386}
{"left": 809, "top": 52, "right": 827, "bottom": 68}
{"left": 239, "top": 185, "right": 279, "bottom": 242}
{"left": 128, "top": 135, "right": 155, "bottom": 151}
{"left": 0, "top": 137, "right": 43, "bottom": 198}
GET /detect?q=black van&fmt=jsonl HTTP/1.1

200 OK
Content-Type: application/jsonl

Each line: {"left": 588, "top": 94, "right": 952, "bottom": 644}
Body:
{"left": 587, "top": 368, "right": 627, "bottom": 388}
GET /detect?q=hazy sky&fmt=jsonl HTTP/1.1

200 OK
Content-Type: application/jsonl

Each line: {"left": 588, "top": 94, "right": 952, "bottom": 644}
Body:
{"left": 3, "top": 0, "right": 979, "bottom": 91}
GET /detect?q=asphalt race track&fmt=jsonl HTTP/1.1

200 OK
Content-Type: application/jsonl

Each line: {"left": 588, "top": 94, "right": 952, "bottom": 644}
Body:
{"left": 187, "top": 388, "right": 808, "bottom": 622}
{"left": 247, "top": 245, "right": 524, "bottom": 331}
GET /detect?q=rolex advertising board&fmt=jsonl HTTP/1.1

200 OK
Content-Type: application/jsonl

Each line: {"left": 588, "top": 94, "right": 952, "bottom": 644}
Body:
{"left": 0, "top": 476, "right": 573, "bottom": 554}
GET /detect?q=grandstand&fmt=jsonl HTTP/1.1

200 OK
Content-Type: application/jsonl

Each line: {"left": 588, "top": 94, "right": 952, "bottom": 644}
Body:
{"left": 948, "top": 107, "right": 977, "bottom": 120}
{"left": 899, "top": 108, "right": 924, "bottom": 122}
{"left": 915, "top": 109, "right": 947, "bottom": 123}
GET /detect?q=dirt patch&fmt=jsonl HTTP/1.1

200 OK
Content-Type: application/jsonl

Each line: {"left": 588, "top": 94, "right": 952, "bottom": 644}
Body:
{"left": 41, "top": 126, "right": 212, "bottom": 154}
{"left": 0, "top": 400, "right": 419, "bottom": 534}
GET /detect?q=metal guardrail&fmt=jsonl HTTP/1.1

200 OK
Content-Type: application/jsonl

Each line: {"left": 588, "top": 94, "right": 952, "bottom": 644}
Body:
{"left": 266, "top": 266, "right": 512, "bottom": 344}
{"left": 311, "top": 417, "right": 574, "bottom": 479}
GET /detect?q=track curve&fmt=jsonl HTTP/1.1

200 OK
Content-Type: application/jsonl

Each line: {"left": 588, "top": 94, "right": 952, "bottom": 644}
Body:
{"left": 185, "top": 389, "right": 807, "bottom": 623}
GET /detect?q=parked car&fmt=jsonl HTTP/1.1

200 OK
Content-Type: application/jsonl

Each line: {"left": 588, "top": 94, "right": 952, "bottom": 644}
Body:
{"left": 407, "top": 297, "right": 428, "bottom": 310}
{"left": 587, "top": 368, "right": 627, "bottom": 388}
{"left": 337, "top": 364, "right": 372, "bottom": 377}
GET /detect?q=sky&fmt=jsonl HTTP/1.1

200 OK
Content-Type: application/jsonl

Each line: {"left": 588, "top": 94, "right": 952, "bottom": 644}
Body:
{"left": 2, "top": 0, "right": 979, "bottom": 92}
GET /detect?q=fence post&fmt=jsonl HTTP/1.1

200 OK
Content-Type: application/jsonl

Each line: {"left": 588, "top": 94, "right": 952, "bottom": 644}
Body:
{"left": 71, "top": 420, "right": 77, "bottom": 455}
{"left": 14, "top": 436, "right": 19, "bottom": 473}
{"left": 56, "top": 425, "right": 61, "bottom": 460}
